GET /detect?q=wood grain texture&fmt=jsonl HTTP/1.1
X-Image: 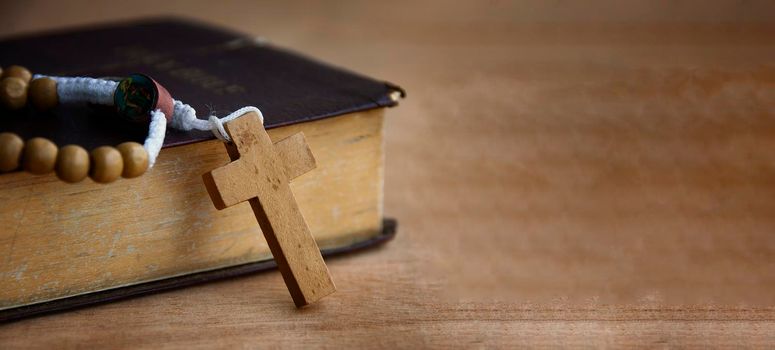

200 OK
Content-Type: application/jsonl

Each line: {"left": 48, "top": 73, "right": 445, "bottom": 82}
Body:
{"left": 203, "top": 128, "right": 316, "bottom": 210}
{"left": 203, "top": 112, "right": 335, "bottom": 307}
{"left": 2, "top": 0, "right": 775, "bottom": 348}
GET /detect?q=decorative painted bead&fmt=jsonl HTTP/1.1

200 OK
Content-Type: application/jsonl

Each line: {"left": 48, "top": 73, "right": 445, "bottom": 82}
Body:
{"left": 90, "top": 146, "right": 123, "bottom": 183}
{"left": 23, "top": 137, "right": 58, "bottom": 175}
{"left": 56, "top": 145, "right": 90, "bottom": 183}
{"left": 116, "top": 142, "right": 148, "bottom": 178}
{"left": 28, "top": 77, "right": 58, "bottom": 111}
{"left": 0, "top": 132, "right": 24, "bottom": 172}
{"left": 0, "top": 77, "right": 29, "bottom": 110}
{"left": 114, "top": 74, "right": 174, "bottom": 123}
{"left": 1, "top": 65, "right": 32, "bottom": 83}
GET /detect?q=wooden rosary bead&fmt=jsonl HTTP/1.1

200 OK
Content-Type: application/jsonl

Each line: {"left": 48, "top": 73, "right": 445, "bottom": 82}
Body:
{"left": 0, "top": 132, "right": 24, "bottom": 172}
{"left": 116, "top": 142, "right": 148, "bottom": 178}
{"left": 0, "top": 77, "right": 29, "bottom": 110}
{"left": 56, "top": 145, "right": 90, "bottom": 183}
{"left": 23, "top": 137, "right": 58, "bottom": 175}
{"left": 28, "top": 77, "right": 58, "bottom": 111}
{"left": 90, "top": 146, "right": 123, "bottom": 183}
{"left": 1, "top": 65, "right": 32, "bottom": 83}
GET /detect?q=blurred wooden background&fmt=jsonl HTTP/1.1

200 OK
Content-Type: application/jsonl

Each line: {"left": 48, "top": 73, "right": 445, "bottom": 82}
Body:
{"left": 1, "top": 0, "right": 775, "bottom": 347}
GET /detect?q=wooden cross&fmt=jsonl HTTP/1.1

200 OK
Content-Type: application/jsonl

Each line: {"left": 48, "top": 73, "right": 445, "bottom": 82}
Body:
{"left": 202, "top": 112, "right": 336, "bottom": 307}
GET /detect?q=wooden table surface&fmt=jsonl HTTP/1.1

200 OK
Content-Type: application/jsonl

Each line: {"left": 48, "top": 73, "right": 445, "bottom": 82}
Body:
{"left": 2, "top": 1, "right": 775, "bottom": 348}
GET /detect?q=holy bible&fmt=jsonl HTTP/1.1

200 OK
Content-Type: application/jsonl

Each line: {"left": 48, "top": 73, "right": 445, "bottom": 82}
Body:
{"left": 0, "top": 18, "right": 402, "bottom": 321}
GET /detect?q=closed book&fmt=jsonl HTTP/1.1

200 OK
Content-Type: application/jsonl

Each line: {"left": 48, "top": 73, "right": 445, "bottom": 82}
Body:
{"left": 0, "top": 18, "right": 403, "bottom": 321}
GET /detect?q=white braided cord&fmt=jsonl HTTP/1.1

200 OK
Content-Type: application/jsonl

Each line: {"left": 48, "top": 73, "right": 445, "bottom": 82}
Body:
{"left": 34, "top": 75, "right": 264, "bottom": 168}
{"left": 144, "top": 110, "right": 167, "bottom": 167}
{"left": 37, "top": 76, "right": 118, "bottom": 105}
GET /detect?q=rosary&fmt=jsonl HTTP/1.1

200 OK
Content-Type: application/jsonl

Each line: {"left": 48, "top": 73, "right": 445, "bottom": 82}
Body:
{"left": 0, "top": 64, "right": 263, "bottom": 183}
{"left": 0, "top": 64, "right": 336, "bottom": 307}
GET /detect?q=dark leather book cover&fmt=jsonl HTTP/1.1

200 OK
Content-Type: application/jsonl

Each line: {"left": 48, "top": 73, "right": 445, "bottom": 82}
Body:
{"left": 0, "top": 17, "right": 404, "bottom": 149}
{"left": 0, "top": 18, "right": 400, "bottom": 322}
